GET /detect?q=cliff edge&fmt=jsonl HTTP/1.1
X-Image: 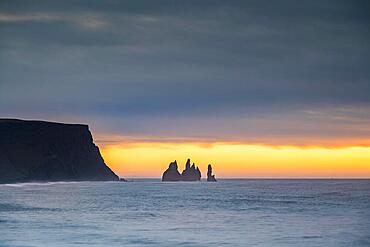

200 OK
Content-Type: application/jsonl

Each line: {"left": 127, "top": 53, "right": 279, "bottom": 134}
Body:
{"left": 0, "top": 119, "right": 119, "bottom": 183}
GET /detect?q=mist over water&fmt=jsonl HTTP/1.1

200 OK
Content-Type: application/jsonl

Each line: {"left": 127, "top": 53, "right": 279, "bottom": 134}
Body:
{"left": 0, "top": 180, "right": 369, "bottom": 247}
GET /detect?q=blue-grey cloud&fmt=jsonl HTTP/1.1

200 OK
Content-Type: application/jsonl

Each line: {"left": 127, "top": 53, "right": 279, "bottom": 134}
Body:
{"left": 1, "top": 0, "right": 369, "bottom": 143}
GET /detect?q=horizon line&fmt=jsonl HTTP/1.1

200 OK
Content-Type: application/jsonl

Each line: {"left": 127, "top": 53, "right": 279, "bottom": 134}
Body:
{"left": 122, "top": 177, "right": 370, "bottom": 180}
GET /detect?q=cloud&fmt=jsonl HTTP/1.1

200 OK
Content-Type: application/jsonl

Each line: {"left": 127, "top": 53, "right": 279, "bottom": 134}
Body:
{"left": 0, "top": 0, "right": 369, "bottom": 145}
{"left": 0, "top": 13, "right": 59, "bottom": 22}
{"left": 0, "top": 12, "right": 109, "bottom": 30}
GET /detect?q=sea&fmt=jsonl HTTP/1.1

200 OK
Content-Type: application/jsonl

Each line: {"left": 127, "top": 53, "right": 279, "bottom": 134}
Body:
{"left": 0, "top": 179, "right": 369, "bottom": 247}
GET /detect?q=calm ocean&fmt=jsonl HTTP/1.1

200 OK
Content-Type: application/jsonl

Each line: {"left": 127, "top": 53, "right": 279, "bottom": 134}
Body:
{"left": 0, "top": 179, "right": 369, "bottom": 247}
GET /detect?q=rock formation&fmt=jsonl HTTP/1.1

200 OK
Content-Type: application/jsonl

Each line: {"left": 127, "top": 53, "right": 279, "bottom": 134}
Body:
{"left": 162, "top": 160, "right": 182, "bottom": 181}
{"left": 207, "top": 164, "right": 217, "bottom": 182}
{"left": 181, "top": 159, "right": 201, "bottom": 181}
{"left": 162, "top": 158, "right": 201, "bottom": 181}
{"left": 0, "top": 119, "right": 119, "bottom": 183}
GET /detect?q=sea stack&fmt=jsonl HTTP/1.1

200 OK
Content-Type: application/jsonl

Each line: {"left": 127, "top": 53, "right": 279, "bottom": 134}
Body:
{"left": 162, "top": 159, "right": 201, "bottom": 181}
{"left": 181, "top": 159, "right": 201, "bottom": 181}
{"left": 207, "top": 164, "right": 217, "bottom": 182}
{"left": 162, "top": 160, "right": 182, "bottom": 181}
{"left": 0, "top": 119, "right": 119, "bottom": 183}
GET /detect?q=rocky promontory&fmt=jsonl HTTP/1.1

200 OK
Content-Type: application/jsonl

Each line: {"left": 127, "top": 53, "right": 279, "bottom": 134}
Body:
{"left": 0, "top": 119, "right": 119, "bottom": 183}
{"left": 161, "top": 158, "right": 203, "bottom": 182}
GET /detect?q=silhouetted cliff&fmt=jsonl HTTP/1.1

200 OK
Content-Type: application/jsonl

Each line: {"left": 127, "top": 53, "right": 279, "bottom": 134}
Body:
{"left": 162, "top": 159, "right": 201, "bottom": 181}
{"left": 0, "top": 119, "right": 119, "bottom": 183}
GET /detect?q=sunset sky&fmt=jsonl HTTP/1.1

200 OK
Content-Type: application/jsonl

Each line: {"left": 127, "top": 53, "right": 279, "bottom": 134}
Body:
{"left": 1, "top": 0, "right": 369, "bottom": 178}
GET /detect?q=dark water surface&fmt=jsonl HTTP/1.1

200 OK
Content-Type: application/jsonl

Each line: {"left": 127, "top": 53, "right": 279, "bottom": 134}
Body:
{"left": 0, "top": 179, "right": 369, "bottom": 247}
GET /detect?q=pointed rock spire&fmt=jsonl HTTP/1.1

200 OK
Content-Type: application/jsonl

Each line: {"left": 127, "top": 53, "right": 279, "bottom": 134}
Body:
{"left": 185, "top": 158, "right": 191, "bottom": 170}
{"left": 207, "top": 164, "right": 217, "bottom": 182}
{"left": 181, "top": 159, "right": 201, "bottom": 181}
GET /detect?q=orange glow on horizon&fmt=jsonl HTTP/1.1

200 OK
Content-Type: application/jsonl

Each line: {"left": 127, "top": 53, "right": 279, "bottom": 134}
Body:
{"left": 99, "top": 142, "right": 370, "bottom": 178}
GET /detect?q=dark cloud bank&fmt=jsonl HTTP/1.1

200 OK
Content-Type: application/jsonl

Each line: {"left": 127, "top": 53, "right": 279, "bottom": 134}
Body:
{"left": 1, "top": 0, "right": 369, "bottom": 144}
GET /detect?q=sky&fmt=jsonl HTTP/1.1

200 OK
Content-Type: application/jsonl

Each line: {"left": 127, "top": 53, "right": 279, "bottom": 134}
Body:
{"left": 1, "top": 0, "right": 370, "bottom": 178}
